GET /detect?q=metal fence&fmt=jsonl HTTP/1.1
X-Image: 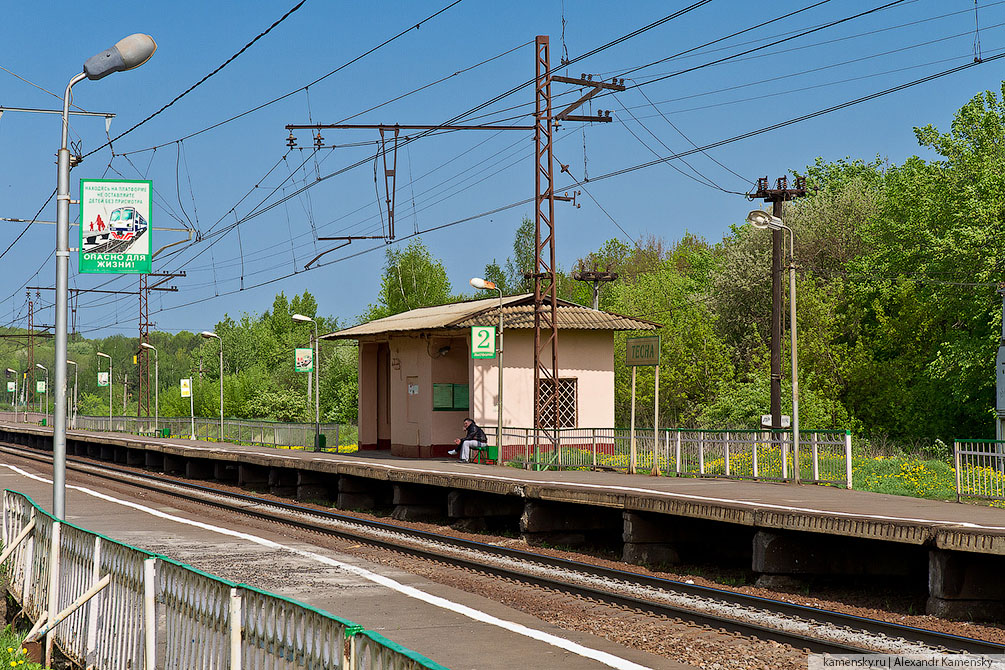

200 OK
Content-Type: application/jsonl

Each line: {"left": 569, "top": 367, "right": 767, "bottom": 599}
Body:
{"left": 0, "top": 411, "right": 359, "bottom": 453}
{"left": 490, "top": 426, "right": 853, "bottom": 487}
{"left": 954, "top": 439, "right": 1005, "bottom": 502}
{"left": 1, "top": 489, "right": 447, "bottom": 670}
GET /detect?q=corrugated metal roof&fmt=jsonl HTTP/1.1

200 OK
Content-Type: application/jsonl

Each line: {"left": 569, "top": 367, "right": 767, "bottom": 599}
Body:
{"left": 324, "top": 294, "right": 659, "bottom": 340}
{"left": 454, "top": 303, "right": 659, "bottom": 331}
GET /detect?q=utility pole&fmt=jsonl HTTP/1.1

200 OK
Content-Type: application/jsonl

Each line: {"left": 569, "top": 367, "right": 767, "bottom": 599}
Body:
{"left": 137, "top": 271, "right": 185, "bottom": 420}
{"left": 751, "top": 176, "right": 806, "bottom": 431}
{"left": 27, "top": 291, "right": 34, "bottom": 413}
{"left": 531, "top": 36, "right": 624, "bottom": 448}
{"left": 572, "top": 264, "right": 618, "bottom": 310}
{"left": 286, "top": 36, "right": 624, "bottom": 448}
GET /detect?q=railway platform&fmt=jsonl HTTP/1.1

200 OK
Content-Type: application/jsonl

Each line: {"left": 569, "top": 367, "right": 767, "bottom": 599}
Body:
{"left": 0, "top": 453, "right": 680, "bottom": 670}
{"left": 2, "top": 420, "right": 1005, "bottom": 621}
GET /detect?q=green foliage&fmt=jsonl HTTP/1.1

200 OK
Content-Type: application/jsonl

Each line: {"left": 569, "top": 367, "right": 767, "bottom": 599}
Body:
{"left": 504, "top": 217, "right": 535, "bottom": 293}
{"left": 367, "top": 238, "right": 451, "bottom": 319}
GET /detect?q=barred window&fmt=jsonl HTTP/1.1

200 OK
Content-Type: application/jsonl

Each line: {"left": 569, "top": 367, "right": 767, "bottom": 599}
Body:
{"left": 538, "top": 377, "right": 578, "bottom": 428}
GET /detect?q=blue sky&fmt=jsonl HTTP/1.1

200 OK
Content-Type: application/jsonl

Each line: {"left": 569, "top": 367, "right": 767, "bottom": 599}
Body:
{"left": 1, "top": 0, "right": 1001, "bottom": 336}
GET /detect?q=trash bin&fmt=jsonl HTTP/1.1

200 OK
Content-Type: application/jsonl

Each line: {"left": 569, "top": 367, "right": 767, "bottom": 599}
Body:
{"left": 160, "top": 428, "right": 170, "bottom": 438}
{"left": 314, "top": 433, "right": 326, "bottom": 452}
{"left": 40, "top": 418, "right": 47, "bottom": 427}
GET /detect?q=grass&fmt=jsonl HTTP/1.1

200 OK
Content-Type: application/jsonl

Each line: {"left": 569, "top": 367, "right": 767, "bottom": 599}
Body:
{"left": 0, "top": 627, "right": 46, "bottom": 669}
{"left": 505, "top": 442, "right": 992, "bottom": 503}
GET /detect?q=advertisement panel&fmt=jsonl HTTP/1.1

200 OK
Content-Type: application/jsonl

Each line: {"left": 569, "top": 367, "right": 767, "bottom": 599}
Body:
{"left": 36, "top": 381, "right": 46, "bottom": 394}
{"left": 180, "top": 378, "right": 192, "bottom": 398}
{"left": 295, "top": 348, "right": 314, "bottom": 372}
{"left": 79, "top": 179, "right": 152, "bottom": 274}
{"left": 6, "top": 382, "right": 15, "bottom": 393}
{"left": 97, "top": 372, "right": 109, "bottom": 387}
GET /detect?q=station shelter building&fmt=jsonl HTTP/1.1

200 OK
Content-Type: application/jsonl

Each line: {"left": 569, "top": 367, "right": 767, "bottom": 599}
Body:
{"left": 322, "top": 294, "right": 658, "bottom": 458}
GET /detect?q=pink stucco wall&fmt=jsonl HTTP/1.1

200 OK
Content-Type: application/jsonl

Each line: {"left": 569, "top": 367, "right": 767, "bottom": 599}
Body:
{"left": 356, "top": 329, "right": 615, "bottom": 457}
{"left": 470, "top": 330, "right": 614, "bottom": 442}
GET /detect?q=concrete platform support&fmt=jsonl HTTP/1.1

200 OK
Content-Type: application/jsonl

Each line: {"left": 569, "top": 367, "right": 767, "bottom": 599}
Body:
{"left": 391, "top": 484, "right": 447, "bottom": 522}
{"left": 99, "top": 445, "right": 114, "bottom": 462}
{"left": 86, "top": 444, "right": 101, "bottom": 460}
{"left": 447, "top": 491, "right": 523, "bottom": 532}
{"left": 113, "top": 447, "right": 127, "bottom": 464}
{"left": 185, "top": 459, "right": 214, "bottom": 480}
{"left": 928, "top": 549, "right": 1005, "bottom": 621}
{"left": 752, "top": 530, "right": 926, "bottom": 588}
{"left": 267, "top": 468, "right": 297, "bottom": 497}
{"left": 622, "top": 512, "right": 754, "bottom": 567}
{"left": 520, "top": 500, "right": 622, "bottom": 548}
{"left": 213, "top": 462, "right": 238, "bottom": 484}
{"left": 144, "top": 451, "right": 163, "bottom": 471}
{"left": 337, "top": 475, "right": 390, "bottom": 511}
{"left": 295, "top": 471, "right": 333, "bottom": 502}
{"left": 126, "top": 449, "right": 144, "bottom": 466}
{"left": 162, "top": 455, "right": 185, "bottom": 476}
{"left": 238, "top": 464, "right": 269, "bottom": 491}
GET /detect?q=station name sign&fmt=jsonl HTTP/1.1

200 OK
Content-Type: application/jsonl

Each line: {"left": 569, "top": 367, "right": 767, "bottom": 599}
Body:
{"left": 626, "top": 335, "right": 660, "bottom": 367}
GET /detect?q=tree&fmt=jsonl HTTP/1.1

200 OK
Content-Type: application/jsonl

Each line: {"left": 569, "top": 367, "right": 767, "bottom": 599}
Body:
{"left": 367, "top": 239, "right": 451, "bottom": 320}
{"left": 505, "top": 217, "right": 535, "bottom": 293}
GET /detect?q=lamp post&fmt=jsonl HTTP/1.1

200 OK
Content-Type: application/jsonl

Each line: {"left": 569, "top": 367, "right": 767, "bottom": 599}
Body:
{"left": 139, "top": 343, "right": 158, "bottom": 433}
{"left": 292, "top": 314, "right": 320, "bottom": 451}
{"left": 6, "top": 368, "right": 16, "bottom": 416}
{"left": 96, "top": 352, "right": 111, "bottom": 430}
{"left": 66, "top": 360, "right": 77, "bottom": 429}
{"left": 36, "top": 363, "right": 49, "bottom": 428}
{"left": 470, "top": 277, "right": 504, "bottom": 465}
{"left": 51, "top": 35, "right": 157, "bottom": 521}
{"left": 746, "top": 210, "right": 800, "bottom": 483}
{"left": 201, "top": 331, "right": 223, "bottom": 440}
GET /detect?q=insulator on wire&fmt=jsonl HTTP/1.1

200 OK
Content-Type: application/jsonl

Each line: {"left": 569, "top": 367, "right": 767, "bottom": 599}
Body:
{"left": 286, "top": 131, "right": 297, "bottom": 149}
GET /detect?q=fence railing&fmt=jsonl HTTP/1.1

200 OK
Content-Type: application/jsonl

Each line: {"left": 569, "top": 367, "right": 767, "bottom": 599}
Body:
{"left": 488, "top": 426, "right": 853, "bottom": 487}
{"left": 0, "top": 411, "right": 358, "bottom": 453}
{"left": 954, "top": 439, "right": 1005, "bottom": 502}
{"left": 1, "top": 489, "right": 447, "bottom": 670}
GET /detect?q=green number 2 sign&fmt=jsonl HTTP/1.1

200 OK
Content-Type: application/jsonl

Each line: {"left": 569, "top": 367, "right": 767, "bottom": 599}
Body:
{"left": 471, "top": 326, "right": 496, "bottom": 359}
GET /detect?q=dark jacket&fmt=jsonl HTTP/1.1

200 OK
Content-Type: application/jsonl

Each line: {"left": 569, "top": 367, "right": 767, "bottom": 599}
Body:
{"left": 464, "top": 422, "right": 487, "bottom": 443}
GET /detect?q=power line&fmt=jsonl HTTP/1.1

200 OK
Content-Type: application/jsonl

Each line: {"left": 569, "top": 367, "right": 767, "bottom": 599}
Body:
{"left": 81, "top": 0, "right": 311, "bottom": 160}
{"left": 111, "top": 0, "right": 467, "bottom": 158}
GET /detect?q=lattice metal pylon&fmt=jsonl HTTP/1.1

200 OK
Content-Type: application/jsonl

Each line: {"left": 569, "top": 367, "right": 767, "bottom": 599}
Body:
{"left": 533, "top": 35, "right": 561, "bottom": 448}
{"left": 138, "top": 275, "right": 151, "bottom": 418}
{"left": 26, "top": 291, "right": 34, "bottom": 412}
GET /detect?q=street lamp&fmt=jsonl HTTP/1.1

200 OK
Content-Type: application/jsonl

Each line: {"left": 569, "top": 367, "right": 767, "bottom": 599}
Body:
{"left": 746, "top": 209, "right": 800, "bottom": 483}
{"left": 66, "top": 360, "right": 78, "bottom": 429}
{"left": 96, "top": 352, "right": 111, "bottom": 430}
{"left": 292, "top": 314, "right": 320, "bottom": 451}
{"left": 139, "top": 343, "right": 158, "bottom": 433}
{"left": 470, "top": 277, "right": 504, "bottom": 465}
{"left": 52, "top": 34, "right": 157, "bottom": 521}
{"left": 36, "top": 364, "right": 49, "bottom": 428}
{"left": 201, "top": 331, "right": 223, "bottom": 440}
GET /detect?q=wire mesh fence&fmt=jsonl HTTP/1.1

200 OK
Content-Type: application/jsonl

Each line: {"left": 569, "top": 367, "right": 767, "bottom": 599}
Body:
{"left": 954, "top": 439, "right": 1005, "bottom": 502}
{"left": 0, "top": 411, "right": 358, "bottom": 453}
{"left": 491, "top": 426, "right": 853, "bottom": 487}
{"left": 1, "top": 489, "right": 447, "bottom": 670}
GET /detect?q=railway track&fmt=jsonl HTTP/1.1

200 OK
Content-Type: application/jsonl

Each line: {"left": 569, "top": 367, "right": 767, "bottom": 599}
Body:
{"left": 2, "top": 442, "right": 1001, "bottom": 658}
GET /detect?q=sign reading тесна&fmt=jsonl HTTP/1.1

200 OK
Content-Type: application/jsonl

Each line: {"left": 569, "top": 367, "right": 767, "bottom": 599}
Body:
{"left": 626, "top": 335, "right": 660, "bottom": 367}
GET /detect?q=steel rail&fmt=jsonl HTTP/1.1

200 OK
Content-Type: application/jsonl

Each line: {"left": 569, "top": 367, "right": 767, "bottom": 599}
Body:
{"left": 2, "top": 442, "right": 1001, "bottom": 657}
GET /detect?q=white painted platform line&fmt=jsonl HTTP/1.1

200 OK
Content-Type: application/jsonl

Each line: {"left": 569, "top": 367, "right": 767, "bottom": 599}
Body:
{"left": 1, "top": 465, "right": 653, "bottom": 670}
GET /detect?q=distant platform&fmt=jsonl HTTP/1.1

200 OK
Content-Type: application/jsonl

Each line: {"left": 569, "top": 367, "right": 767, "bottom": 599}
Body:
{"left": 3, "top": 420, "right": 1005, "bottom": 620}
